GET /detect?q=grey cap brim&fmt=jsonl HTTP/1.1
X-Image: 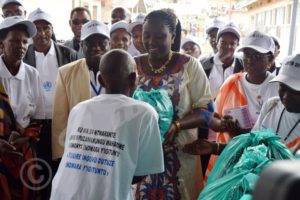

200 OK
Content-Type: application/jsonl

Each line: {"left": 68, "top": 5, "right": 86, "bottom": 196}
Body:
{"left": 81, "top": 32, "right": 110, "bottom": 41}
{"left": 0, "top": 19, "right": 36, "bottom": 38}
{"left": 2, "top": 0, "right": 22, "bottom": 9}
{"left": 128, "top": 22, "right": 143, "bottom": 33}
{"left": 270, "top": 75, "right": 300, "bottom": 91}
{"left": 238, "top": 45, "right": 272, "bottom": 54}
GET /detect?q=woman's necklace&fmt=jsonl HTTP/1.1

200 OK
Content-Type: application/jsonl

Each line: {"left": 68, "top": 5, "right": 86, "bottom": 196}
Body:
{"left": 276, "top": 108, "right": 300, "bottom": 141}
{"left": 148, "top": 52, "right": 173, "bottom": 74}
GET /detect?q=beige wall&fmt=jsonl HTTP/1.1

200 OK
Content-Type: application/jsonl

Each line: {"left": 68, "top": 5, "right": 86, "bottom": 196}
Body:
{"left": 239, "top": 0, "right": 299, "bottom": 60}
{"left": 19, "top": 0, "right": 111, "bottom": 40}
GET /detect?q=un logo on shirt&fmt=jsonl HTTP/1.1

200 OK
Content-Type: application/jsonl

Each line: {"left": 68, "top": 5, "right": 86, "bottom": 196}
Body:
{"left": 43, "top": 81, "right": 52, "bottom": 92}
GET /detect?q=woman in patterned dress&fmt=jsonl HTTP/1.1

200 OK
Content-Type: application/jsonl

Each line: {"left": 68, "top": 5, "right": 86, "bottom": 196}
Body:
{"left": 134, "top": 9, "right": 225, "bottom": 200}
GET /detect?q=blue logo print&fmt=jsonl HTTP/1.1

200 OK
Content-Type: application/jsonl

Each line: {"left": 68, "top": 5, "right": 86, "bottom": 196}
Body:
{"left": 43, "top": 81, "right": 52, "bottom": 92}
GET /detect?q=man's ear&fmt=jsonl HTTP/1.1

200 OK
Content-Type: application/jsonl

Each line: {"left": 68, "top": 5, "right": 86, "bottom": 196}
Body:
{"left": 69, "top": 19, "right": 72, "bottom": 27}
{"left": 128, "top": 72, "right": 136, "bottom": 87}
{"left": 98, "top": 74, "right": 106, "bottom": 89}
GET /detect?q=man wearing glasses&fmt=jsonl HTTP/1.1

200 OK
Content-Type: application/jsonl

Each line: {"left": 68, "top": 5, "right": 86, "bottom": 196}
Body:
{"left": 52, "top": 20, "right": 110, "bottom": 177}
{"left": 23, "top": 8, "right": 77, "bottom": 199}
{"left": 64, "top": 7, "right": 91, "bottom": 58}
{"left": 1, "top": 0, "right": 26, "bottom": 18}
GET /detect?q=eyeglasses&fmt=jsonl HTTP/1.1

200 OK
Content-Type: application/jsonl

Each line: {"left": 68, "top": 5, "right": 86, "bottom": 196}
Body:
{"left": 2, "top": 10, "right": 24, "bottom": 18}
{"left": 36, "top": 25, "right": 52, "bottom": 34}
{"left": 72, "top": 19, "right": 89, "bottom": 25}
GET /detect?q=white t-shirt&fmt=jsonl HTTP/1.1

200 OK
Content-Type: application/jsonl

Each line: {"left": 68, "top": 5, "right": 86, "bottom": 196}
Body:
{"left": 89, "top": 70, "right": 105, "bottom": 97}
{"left": 0, "top": 57, "right": 45, "bottom": 127}
{"left": 253, "top": 97, "right": 300, "bottom": 151}
{"left": 240, "top": 72, "right": 279, "bottom": 125}
{"left": 209, "top": 53, "right": 234, "bottom": 97}
{"left": 51, "top": 94, "right": 164, "bottom": 200}
{"left": 35, "top": 41, "right": 59, "bottom": 119}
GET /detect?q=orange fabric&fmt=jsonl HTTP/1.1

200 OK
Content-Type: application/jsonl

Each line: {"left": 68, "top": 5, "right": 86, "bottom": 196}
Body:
{"left": 286, "top": 137, "right": 300, "bottom": 150}
{"left": 205, "top": 72, "right": 247, "bottom": 182}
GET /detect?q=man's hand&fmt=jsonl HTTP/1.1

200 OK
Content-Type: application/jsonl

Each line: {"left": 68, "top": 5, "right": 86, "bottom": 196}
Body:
{"left": 222, "top": 115, "right": 251, "bottom": 135}
{"left": 182, "top": 139, "right": 215, "bottom": 155}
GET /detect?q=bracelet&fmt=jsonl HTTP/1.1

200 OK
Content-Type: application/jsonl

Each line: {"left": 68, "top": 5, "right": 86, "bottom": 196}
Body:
{"left": 173, "top": 120, "right": 181, "bottom": 131}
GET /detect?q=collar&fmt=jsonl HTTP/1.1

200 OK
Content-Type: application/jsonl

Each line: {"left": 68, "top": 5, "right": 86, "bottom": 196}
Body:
{"left": 213, "top": 52, "right": 224, "bottom": 65}
{"left": 0, "top": 56, "right": 26, "bottom": 80}
{"left": 35, "top": 40, "right": 56, "bottom": 56}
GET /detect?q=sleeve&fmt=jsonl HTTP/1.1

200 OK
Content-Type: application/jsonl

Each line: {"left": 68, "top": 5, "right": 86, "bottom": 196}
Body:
{"left": 134, "top": 110, "right": 164, "bottom": 176}
{"left": 52, "top": 69, "right": 70, "bottom": 160}
{"left": 32, "top": 70, "right": 45, "bottom": 120}
{"left": 252, "top": 99, "right": 273, "bottom": 131}
{"left": 186, "top": 57, "right": 213, "bottom": 109}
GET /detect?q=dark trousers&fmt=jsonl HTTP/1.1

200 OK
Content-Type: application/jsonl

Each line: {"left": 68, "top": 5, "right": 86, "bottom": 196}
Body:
{"left": 36, "top": 119, "right": 52, "bottom": 200}
{"left": 198, "top": 127, "right": 210, "bottom": 176}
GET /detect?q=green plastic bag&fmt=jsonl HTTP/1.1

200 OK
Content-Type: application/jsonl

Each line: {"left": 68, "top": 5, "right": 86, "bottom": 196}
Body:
{"left": 133, "top": 88, "right": 174, "bottom": 142}
{"left": 199, "top": 129, "right": 295, "bottom": 200}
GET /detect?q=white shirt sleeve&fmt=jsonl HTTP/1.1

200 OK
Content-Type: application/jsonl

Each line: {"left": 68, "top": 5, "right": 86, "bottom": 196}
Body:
{"left": 32, "top": 69, "right": 46, "bottom": 120}
{"left": 134, "top": 110, "right": 164, "bottom": 176}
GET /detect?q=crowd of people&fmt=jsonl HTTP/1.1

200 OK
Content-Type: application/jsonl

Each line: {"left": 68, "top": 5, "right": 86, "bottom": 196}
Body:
{"left": 0, "top": 0, "right": 299, "bottom": 200}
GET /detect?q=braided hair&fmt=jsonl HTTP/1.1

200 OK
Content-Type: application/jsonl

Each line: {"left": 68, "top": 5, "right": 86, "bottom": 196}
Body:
{"left": 144, "top": 9, "right": 181, "bottom": 52}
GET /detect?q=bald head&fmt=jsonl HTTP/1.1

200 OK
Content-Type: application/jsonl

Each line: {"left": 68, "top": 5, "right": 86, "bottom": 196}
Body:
{"left": 99, "top": 49, "right": 136, "bottom": 95}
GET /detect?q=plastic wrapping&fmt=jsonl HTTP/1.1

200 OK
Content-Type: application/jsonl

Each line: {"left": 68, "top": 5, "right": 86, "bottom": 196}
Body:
{"left": 133, "top": 88, "right": 174, "bottom": 142}
{"left": 199, "top": 129, "right": 295, "bottom": 200}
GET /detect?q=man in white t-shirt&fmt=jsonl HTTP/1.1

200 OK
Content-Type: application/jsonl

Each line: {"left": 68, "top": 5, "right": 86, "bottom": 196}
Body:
{"left": 51, "top": 49, "right": 164, "bottom": 200}
{"left": 253, "top": 54, "right": 300, "bottom": 153}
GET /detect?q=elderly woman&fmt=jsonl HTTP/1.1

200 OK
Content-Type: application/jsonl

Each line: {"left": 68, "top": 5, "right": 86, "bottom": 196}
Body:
{"left": 134, "top": 9, "right": 226, "bottom": 200}
{"left": 0, "top": 16, "right": 44, "bottom": 199}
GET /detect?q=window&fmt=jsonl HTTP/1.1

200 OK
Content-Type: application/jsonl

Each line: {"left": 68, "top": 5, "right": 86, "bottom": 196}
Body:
{"left": 275, "top": 7, "right": 285, "bottom": 25}
{"left": 265, "top": 10, "right": 272, "bottom": 25}
{"left": 93, "top": 5, "right": 98, "bottom": 19}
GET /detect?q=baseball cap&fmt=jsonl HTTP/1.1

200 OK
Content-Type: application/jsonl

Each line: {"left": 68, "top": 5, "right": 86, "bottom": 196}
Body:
{"left": 110, "top": 20, "right": 131, "bottom": 36}
{"left": 81, "top": 20, "right": 110, "bottom": 41}
{"left": 28, "top": 8, "right": 52, "bottom": 24}
{"left": 270, "top": 54, "right": 300, "bottom": 91}
{"left": 206, "top": 18, "right": 225, "bottom": 34}
{"left": 128, "top": 13, "right": 145, "bottom": 33}
{"left": 180, "top": 38, "right": 200, "bottom": 49}
{"left": 271, "top": 35, "right": 280, "bottom": 49}
{"left": 1, "top": 0, "right": 23, "bottom": 9}
{"left": 238, "top": 30, "right": 275, "bottom": 54}
{"left": 216, "top": 22, "right": 240, "bottom": 41}
{"left": 0, "top": 15, "right": 36, "bottom": 37}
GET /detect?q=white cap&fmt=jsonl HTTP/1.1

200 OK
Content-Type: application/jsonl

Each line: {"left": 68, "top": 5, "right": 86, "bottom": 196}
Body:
{"left": 206, "top": 18, "right": 225, "bottom": 34}
{"left": 110, "top": 20, "right": 131, "bottom": 35}
{"left": 81, "top": 20, "right": 110, "bottom": 41}
{"left": 238, "top": 30, "right": 275, "bottom": 54}
{"left": 28, "top": 8, "right": 52, "bottom": 24}
{"left": 217, "top": 22, "right": 240, "bottom": 41}
{"left": 270, "top": 54, "right": 300, "bottom": 91}
{"left": 180, "top": 38, "right": 200, "bottom": 49}
{"left": 0, "top": 16, "right": 36, "bottom": 37}
{"left": 128, "top": 13, "right": 145, "bottom": 33}
{"left": 1, "top": 0, "right": 23, "bottom": 9}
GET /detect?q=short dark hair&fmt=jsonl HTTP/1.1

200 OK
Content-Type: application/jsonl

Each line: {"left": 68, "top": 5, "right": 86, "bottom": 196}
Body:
{"left": 70, "top": 7, "right": 91, "bottom": 19}
{"left": 0, "top": 24, "right": 29, "bottom": 40}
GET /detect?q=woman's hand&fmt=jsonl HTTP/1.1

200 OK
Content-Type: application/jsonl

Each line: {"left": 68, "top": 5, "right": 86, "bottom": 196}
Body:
{"left": 0, "top": 138, "right": 23, "bottom": 157}
{"left": 9, "top": 131, "right": 29, "bottom": 150}
{"left": 163, "top": 123, "right": 178, "bottom": 145}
